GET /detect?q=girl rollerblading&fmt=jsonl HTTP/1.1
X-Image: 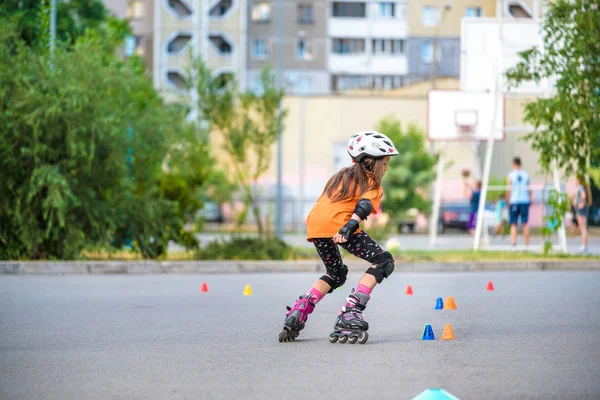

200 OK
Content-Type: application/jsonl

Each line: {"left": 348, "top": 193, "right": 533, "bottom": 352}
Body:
{"left": 278, "top": 131, "right": 399, "bottom": 344}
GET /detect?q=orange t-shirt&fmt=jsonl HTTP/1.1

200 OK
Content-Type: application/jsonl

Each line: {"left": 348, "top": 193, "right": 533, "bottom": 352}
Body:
{"left": 306, "top": 184, "right": 383, "bottom": 240}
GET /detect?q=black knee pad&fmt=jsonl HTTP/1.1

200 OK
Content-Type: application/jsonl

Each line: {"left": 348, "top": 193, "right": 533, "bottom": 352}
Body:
{"left": 365, "top": 251, "right": 395, "bottom": 284}
{"left": 320, "top": 264, "right": 348, "bottom": 293}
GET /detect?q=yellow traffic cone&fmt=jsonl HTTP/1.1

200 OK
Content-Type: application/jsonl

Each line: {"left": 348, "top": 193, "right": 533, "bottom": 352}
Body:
{"left": 243, "top": 284, "right": 253, "bottom": 296}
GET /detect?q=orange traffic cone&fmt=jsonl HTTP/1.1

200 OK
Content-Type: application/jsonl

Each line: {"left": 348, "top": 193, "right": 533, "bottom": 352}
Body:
{"left": 200, "top": 282, "right": 209, "bottom": 292}
{"left": 443, "top": 296, "right": 457, "bottom": 310}
{"left": 487, "top": 281, "right": 494, "bottom": 291}
{"left": 405, "top": 285, "right": 413, "bottom": 295}
{"left": 441, "top": 323, "right": 455, "bottom": 340}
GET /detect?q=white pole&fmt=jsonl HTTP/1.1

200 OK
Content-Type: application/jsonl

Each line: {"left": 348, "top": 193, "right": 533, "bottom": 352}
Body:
{"left": 429, "top": 141, "right": 447, "bottom": 248}
{"left": 552, "top": 160, "right": 567, "bottom": 253}
{"left": 474, "top": 3, "right": 503, "bottom": 251}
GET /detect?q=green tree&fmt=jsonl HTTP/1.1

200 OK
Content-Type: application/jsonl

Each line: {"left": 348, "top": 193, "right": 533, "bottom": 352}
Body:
{"left": 187, "top": 57, "right": 286, "bottom": 239}
{"left": 0, "top": 19, "right": 206, "bottom": 259}
{"left": 1, "top": 0, "right": 110, "bottom": 48}
{"left": 376, "top": 116, "right": 438, "bottom": 223}
{"left": 505, "top": 0, "right": 600, "bottom": 182}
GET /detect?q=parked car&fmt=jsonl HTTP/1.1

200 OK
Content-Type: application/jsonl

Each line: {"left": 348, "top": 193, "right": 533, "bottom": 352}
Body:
{"left": 198, "top": 201, "right": 224, "bottom": 224}
{"left": 437, "top": 202, "right": 497, "bottom": 234}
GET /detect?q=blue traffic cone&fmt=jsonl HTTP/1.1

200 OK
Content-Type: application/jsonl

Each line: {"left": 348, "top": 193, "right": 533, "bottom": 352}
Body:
{"left": 412, "top": 388, "right": 461, "bottom": 400}
{"left": 421, "top": 324, "right": 435, "bottom": 340}
{"left": 435, "top": 297, "right": 444, "bottom": 310}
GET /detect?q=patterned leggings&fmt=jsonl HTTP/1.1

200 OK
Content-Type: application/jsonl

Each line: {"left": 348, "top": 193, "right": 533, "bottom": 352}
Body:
{"left": 312, "top": 231, "right": 384, "bottom": 281}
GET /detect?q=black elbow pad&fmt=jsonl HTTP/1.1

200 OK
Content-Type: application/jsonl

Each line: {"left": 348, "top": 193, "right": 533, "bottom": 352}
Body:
{"left": 354, "top": 199, "right": 373, "bottom": 220}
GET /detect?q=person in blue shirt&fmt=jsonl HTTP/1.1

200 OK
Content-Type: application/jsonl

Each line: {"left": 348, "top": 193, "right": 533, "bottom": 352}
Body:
{"left": 506, "top": 157, "right": 534, "bottom": 247}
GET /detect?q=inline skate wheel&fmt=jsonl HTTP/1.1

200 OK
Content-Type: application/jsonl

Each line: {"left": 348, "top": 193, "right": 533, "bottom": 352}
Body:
{"left": 358, "top": 332, "right": 369, "bottom": 344}
{"left": 278, "top": 330, "right": 287, "bottom": 342}
{"left": 339, "top": 335, "right": 348, "bottom": 344}
{"left": 348, "top": 336, "right": 358, "bottom": 344}
{"left": 328, "top": 334, "right": 338, "bottom": 343}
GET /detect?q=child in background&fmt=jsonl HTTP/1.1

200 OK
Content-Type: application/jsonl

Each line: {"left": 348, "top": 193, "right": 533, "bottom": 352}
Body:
{"left": 463, "top": 178, "right": 482, "bottom": 236}
{"left": 493, "top": 194, "right": 507, "bottom": 237}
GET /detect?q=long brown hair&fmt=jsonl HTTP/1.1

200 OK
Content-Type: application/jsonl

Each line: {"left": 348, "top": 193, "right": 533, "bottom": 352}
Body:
{"left": 576, "top": 175, "right": 593, "bottom": 206}
{"left": 323, "top": 157, "right": 387, "bottom": 202}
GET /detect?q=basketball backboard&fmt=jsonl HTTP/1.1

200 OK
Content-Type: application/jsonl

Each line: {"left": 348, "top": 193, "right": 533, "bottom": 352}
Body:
{"left": 427, "top": 90, "right": 504, "bottom": 141}
{"left": 460, "top": 18, "right": 552, "bottom": 94}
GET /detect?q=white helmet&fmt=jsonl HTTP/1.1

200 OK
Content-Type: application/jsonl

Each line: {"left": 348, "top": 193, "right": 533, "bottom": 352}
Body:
{"left": 347, "top": 131, "right": 399, "bottom": 162}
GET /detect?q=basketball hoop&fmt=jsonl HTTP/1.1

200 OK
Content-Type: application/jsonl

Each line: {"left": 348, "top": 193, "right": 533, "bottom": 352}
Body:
{"left": 455, "top": 110, "right": 478, "bottom": 137}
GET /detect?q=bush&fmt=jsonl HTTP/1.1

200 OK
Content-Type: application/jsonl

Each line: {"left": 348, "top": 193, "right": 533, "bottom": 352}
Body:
{"left": 195, "top": 236, "right": 292, "bottom": 260}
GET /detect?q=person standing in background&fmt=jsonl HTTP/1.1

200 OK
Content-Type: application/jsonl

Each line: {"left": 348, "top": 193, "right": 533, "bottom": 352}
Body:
{"left": 463, "top": 177, "right": 482, "bottom": 236}
{"left": 507, "top": 157, "right": 534, "bottom": 247}
{"left": 492, "top": 194, "right": 507, "bottom": 237}
{"left": 572, "top": 175, "right": 592, "bottom": 254}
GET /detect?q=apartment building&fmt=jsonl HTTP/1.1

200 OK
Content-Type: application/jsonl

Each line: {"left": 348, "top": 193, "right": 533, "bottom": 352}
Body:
{"left": 246, "top": 1, "right": 330, "bottom": 95}
{"left": 405, "top": 0, "right": 541, "bottom": 84}
{"left": 153, "top": 0, "right": 247, "bottom": 99}
{"left": 102, "top": 0, "right": 543, "bottom": 96}
{"left": 103, "top": 0, "right": 155, "bottom": 70}
{"left": 327, "top": 1, "right": 409, "bottom": 92}
{"left": 104, "top": 0, "right": 247, "bottom": 99}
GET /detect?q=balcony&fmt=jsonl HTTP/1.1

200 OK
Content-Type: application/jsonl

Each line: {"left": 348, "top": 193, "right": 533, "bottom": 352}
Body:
{"left": 329, "top": 54, "right": 408, "bottom": 75}
{"left": 328, "top": 18, "right": 407, "bottom": 38}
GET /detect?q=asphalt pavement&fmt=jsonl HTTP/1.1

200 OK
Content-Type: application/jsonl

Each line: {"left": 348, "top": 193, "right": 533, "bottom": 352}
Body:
{"left": 2, "top": 272, "right": 599, "bottom": 399}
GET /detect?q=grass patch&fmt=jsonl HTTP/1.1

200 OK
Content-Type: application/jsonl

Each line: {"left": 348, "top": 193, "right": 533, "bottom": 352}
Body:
{"left": 78, "top": 247, "right": 598, "bottom": 262}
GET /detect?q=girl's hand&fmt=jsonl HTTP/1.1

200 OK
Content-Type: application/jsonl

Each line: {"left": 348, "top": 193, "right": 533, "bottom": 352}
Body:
{"left": 333, "top": 233, "right": 348, "bottom": 243}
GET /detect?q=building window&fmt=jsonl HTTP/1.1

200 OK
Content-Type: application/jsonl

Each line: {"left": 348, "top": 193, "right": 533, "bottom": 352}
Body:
{"left": 252, "top": 38, "right": 269, "bottom": 59}
{"left": 332, "top": 2, "right": 366, "bottom": 18}
{"left": 215, "top": 72, "right": 234, "bottom": 89}
{"left": 251, "top": 2, "right": 271, "bottom": 22}
{"left": 125, "top": 36, "right": 146, "bottom": 57}
{"left": 128, "top": 0, "right": 144, "bottom": 19}
{"left": 332, "top": 38, "right": 365, "bottom": 54}
{"left": 421, "top": 41, "right": 441, "bottom": 63}
{"left": 210, "top": 0, "right": 233, "bottom": 17}
{"left": 209, "top": 35, "right": 232, "bottom": 55}
{"left": 296, "top": 39, "right": 313, "bottom": 61}
{"left": 374, "top": 2, "right": 395, "bottom": 18}
{"left": 167, "top": 0, "right": 193, "bottom": 18}
{"left": 167, "top": 33, "right": 192, "bottom": 54}
{"left": 371, "top": 39, "right": 404, "bottom": 55}
{"left": 465, "top": 6, "right": 482, "bottom": 17}
{"left": 167, "top": 71, "right": 187, "bottom": 90}
{"left": 421, "top": 5, "right": 440, "bottom": 26}
{"left": 508, "top": 2, "right": 533, "bottom": 18}
{"left": 297, "top": 3, "right": 313, "bottom": 23}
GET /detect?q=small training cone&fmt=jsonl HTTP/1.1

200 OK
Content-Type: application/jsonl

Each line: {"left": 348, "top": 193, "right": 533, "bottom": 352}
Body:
{"left": 421, "top": 324, "right": 435, "bottom": 340}
{"left": 243, "top": 284, "right": 253, "bottom": 296}
{"left": 443, "top": 296, "right": 457, "bottom": 310}
{"left": 435, "top": 297, "right": 444, "bottom": 310}
{"left": 200, "top": 282, "right": 209, "bottom": 292}
{"left": 412, "top": 388, "right": 461, "bottom": 400}
{"left": 441, "top": 323, "right": 455, "bottom": 340}
{"left": 487, "top": 281, "right": 494, "bottom": 291}
{"left": 405, "top": 285, "right": 413, "bottom": 295}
